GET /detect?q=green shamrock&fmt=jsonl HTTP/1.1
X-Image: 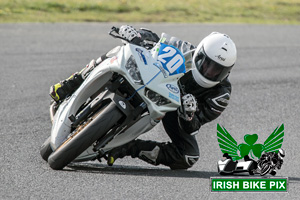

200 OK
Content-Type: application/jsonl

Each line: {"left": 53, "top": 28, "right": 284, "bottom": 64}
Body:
{"left": 238, "top": 134, "right": 264, "bottom": 159}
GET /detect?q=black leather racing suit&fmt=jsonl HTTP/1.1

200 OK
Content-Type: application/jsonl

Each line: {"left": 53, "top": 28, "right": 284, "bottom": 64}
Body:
{"left": 106, "top": 28, "right": 232, "bottom": 169}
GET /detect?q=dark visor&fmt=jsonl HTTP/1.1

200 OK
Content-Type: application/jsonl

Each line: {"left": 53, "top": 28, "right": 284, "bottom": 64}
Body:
{"left": 194, "top": 49, "right": 233, "bottom": 82}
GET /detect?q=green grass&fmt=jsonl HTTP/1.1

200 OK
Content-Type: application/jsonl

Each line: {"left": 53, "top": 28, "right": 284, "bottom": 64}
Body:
{"left": 0, "top": 0, "right": 299, "bottom": 24}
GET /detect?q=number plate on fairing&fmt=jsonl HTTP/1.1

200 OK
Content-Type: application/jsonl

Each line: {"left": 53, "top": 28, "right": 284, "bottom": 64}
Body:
{"left": 157, "top": 43, "right": 186, "bottom": 76}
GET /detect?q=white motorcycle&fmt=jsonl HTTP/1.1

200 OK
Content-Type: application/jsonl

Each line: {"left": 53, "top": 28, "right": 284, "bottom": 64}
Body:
{"left": 40, "top": 27, "right": 194, "bottom": 170}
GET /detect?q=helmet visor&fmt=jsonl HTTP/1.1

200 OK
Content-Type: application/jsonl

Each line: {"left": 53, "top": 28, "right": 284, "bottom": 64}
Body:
{"left": 194, "top": 48, "right": 233, "bottom": 82}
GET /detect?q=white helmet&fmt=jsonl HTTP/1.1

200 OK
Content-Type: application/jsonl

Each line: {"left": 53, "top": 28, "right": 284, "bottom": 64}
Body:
{"left": 192, "top": 32, "right": 237, "bottom": 88}
{"left": 278, "top": 148, "right": 285, "bottom": 159}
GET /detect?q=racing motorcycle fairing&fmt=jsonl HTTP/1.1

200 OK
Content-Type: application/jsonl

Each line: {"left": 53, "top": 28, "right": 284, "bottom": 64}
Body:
{"left": 48, "top": 30, "right": 197, "bottom": 163}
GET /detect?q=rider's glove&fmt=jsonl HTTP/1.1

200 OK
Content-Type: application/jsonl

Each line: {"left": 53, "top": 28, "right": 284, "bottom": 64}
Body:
{"left": 119, "top": 25, "right": 142, "bottom": 44}
{"left": 177, "top": 94, "right": 197, "bottom": 121}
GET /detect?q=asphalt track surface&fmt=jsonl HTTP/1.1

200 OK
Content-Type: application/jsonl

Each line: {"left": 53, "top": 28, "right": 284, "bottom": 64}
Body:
{"left": 1, "top": 23, "right": 300, "bottom": 200}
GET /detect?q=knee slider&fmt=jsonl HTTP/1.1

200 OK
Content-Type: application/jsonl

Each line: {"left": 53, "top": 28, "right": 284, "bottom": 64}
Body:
{"left": 184, "top": 155, "right": 199, "bottom": 167}
{"left": 138, "top": 146, "right": 160, "bottom": 165}
{"left": 169, "top": 155, "right": 199, "bottom": 170}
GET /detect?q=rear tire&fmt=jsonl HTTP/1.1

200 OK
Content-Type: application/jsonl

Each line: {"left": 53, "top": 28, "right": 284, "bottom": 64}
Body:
{"left": 48, "top": 103, "right": 123, "bottom": 170}
{"left": 40, "top": 136, "right": 53, "bottom": 161}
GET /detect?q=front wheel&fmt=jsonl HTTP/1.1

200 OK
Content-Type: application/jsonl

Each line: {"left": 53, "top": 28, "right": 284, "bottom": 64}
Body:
{"left": 48, "top": 102, "right": 123, "bottom": 170}
{"left": 40, "top": 136, "right": 53, "bottom": 161}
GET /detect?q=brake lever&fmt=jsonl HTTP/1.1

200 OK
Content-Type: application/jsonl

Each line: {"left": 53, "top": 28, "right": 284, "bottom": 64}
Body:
{"left": 111, "top": 26, "right": 120, "bottom": 33}
{"left": 108, "top": 27, "right": 118, "bottom": 36}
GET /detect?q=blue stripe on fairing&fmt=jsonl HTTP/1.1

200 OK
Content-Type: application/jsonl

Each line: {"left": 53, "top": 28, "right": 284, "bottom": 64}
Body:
{"left": 126, "top": 71, "right": 161, "bottom": 100}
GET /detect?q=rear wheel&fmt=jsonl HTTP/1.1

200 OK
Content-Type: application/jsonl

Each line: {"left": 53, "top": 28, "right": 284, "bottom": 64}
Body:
{"left": 48, "top": 102, "right": 123, "bottom": 170}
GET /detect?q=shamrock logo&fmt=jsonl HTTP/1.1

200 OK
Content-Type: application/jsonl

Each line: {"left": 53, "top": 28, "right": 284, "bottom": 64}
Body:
{"left": 238, "top": 134, "right": 264, "bottom": 159}
{"left": 217, "top": 124, "right": 284, "bottom": 161}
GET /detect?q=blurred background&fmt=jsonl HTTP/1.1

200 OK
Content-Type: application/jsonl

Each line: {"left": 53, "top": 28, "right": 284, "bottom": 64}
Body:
{"left": 0, "top": 0, "right": 299, "bottom": 24}
{"left": 1, "top": 1, "right": 300, "bottom": 199}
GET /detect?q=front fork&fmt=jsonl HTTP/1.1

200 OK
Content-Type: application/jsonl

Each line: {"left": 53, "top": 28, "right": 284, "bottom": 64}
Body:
{"left": 92, "top": 99, "right": 147, "bottom": 159}
{"left": 50, "top": 101, "right": 58, "bottom": 124}
{"left": 76, "top": 75, "right": 148, "bottom": 160}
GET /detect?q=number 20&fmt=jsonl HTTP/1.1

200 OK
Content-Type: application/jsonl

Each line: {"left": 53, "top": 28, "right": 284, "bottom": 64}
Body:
{"left": 158, "top": 46, "right": 184, "bottom": 74}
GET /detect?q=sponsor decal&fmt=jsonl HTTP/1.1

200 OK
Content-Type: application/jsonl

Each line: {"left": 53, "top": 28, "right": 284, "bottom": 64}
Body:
{"left": 169, "top": 92, "right": 179, "bottom": 102}
{"left": 215, "top": 54, "right": 226, "bottom": 61}
{"left": 135, "top": 48, "right": 147, "bottom": 65}
{"left": 166, "top": 84, "right": 179, "bottom": 94}
{"left": 110, "top": 56, "right": 118, "bottom": 64}
{"left": 153, "top": 62, "right": 168, "bottom": 78}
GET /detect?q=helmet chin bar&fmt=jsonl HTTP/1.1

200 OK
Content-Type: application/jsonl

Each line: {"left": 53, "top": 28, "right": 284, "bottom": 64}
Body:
{"left": 191, "top": 69, "right": 219, "bottom": 88}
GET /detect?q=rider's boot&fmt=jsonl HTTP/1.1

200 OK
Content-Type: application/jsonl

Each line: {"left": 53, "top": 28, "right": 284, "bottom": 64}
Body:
{"left": 107, "top": 139, "right": 162, "bottom": 166}
{"left": 49, "top": 59, "right": 96, "bottom": 102}
{"left": 107, "top": 140, "right": 138, "bottom": 166}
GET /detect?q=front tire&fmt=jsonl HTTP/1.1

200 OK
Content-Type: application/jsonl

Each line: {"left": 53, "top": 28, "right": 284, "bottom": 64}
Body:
{"left": 40, "top": 136, "right": 53, "bottom": 161}
{"left": 48, "top": 102, "right": 123, "bottom": 170}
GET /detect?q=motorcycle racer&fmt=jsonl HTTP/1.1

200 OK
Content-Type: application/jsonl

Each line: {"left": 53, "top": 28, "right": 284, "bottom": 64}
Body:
{"left": 257, "top": 149, "right": 285, "bottom": 175}
{"left": 49, "top": 25, "right": 237, "bottom": 170}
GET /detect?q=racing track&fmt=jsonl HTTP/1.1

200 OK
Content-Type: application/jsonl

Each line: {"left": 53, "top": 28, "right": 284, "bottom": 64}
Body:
{"left": 1, "top": 23, "right": 300, "bottom": 199}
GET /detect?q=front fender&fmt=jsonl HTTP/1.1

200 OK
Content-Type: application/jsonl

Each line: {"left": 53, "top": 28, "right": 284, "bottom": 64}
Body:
{"left": 50, "top": 70, "right": 113, "bottom": 150}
